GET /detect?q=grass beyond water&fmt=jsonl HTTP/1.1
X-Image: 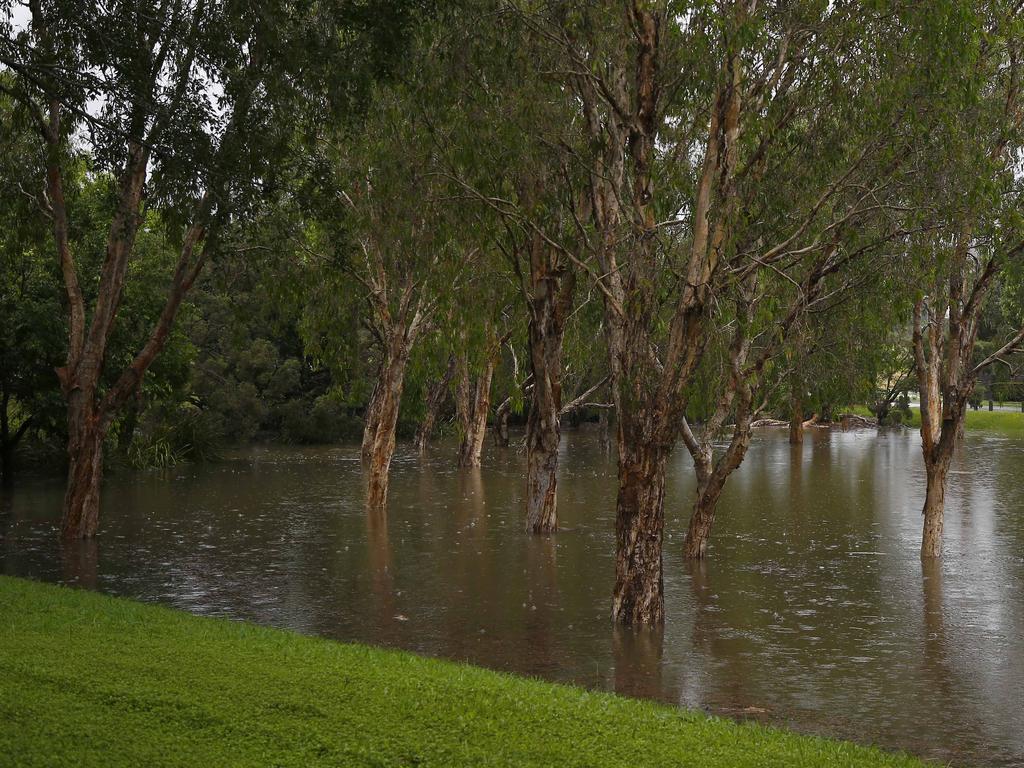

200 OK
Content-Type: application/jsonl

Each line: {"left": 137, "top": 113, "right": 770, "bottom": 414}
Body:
{"left": 0, "top": 576, "right": 932, "bottom": 768}
{"left": 847, "top": 404, "right": 1024, "bottom": 435}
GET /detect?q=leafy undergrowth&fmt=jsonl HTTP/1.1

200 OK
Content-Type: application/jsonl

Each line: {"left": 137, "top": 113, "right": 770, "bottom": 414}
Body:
{"left": 0, "top": 576, "right": 932, "bottom": 768}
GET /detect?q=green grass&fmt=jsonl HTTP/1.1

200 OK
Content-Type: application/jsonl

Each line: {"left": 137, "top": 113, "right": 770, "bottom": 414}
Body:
{"left": 0, "top": 576, "right": 931, "bottom": 768}
{"left": 900, "top": 407, "right": 1024, "bottom": 434}
{"left": 960, "top": 408, "right": 1024, "bottom": 434}
{"left": 844, "top": 405, "right": 878, "bottom": 419}
{"left": 843, "top": 405, "right": 1024, "bottom": 435}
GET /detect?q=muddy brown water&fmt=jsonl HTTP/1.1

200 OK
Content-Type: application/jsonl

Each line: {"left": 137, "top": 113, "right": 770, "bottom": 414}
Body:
{"left": 2, "top": 428, "right": 1023, "bottom": 767}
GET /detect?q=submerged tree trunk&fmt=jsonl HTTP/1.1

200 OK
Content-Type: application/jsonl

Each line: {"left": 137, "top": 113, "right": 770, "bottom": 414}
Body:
{"left": 524, "top": 234, "right": 574, "bottom": 533}
{"left": 364, "top": 340, "right": 412, "bottom": 511}
{"left": 494, "top": 403, "right": 510, "bottom": 448}
{"left": 457, "top": 356, "right": 495, "bottom": 468}
{"left": 358, "top": 264, "right": 430, "bottom": 511}
{"left": 571, "top": 2, "right": 747, "bottom": 624}
{"left": 921, "top": 454, "right": 951, "bottom": 558}
{"left": 912, "top": 292, "right": 977, "bottom": 560}
{"left": 61, "top": 399, "right": 107, "bottom": 540}
{"left": 525, "top": 432, "right": 558, "bottom": 532}
{"left": 415, "top": 354, "right": 456, "bottom": 453}
{"left": 684, "top": 480, "right": 721, "bottom": 561}
{"left": 788, "top": 389, "right": 803, "bottom": 445}
{"left": 612, "top": 441, "right": 668, "bottom": 624}
{"left": 683, "top": 436, "right": 752, "bottom": 560}
{"left": 679, "top": 265, "right": 821, "bottom": 561}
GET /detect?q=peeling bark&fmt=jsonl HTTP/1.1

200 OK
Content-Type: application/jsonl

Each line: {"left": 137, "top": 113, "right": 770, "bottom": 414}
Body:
{"left": 457, "top": 355, "right": 495, "bottom": 468}
{"left": 912, "top": 287, "right": 977, "bottom": 560}
{"left": 454, "top": 326, "right": 507, "bottom": 469}
{"left": 60, "top": 404, "right": 106, "bottom": 540}
{"left": 524, "top": 229, "right": 575, "bottom": 533}
{"left": 921, "top": 456, "right": 951, "bottom": 558}
{"left": 360, "top": 268, "right": 429, "bottom": 511}
{"left": 569, "top": 3, "right": 738, "bottom": 622}
{"left": 364, "top": 338, "right": 412, "bottom": 511}
{"left": 612, "top": 441, "right": 668, "bottom": 624}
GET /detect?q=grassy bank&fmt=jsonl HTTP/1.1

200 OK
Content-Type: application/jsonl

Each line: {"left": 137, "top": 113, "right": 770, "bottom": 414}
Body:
{"left": 958, "top": 408, "right": 1024, "bottom": 434}
{"left": 0, "top": 576, "right": 929, "bottom": 767}
{"left": 847, "top": 405, "right": 1024, "bottom": 435}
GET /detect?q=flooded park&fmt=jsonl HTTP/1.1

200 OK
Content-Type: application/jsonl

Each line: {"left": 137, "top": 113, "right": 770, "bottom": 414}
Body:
{"left": 3, "top": 427, "right": 1023, "bottom": 767}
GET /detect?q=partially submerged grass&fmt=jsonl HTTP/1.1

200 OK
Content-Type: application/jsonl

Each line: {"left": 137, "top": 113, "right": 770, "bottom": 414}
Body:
{"left": 899, "top": 407, "right": 1024, "bottom": 435}
{"left": 959, "top": 407, "right": 1024, "bottom": 434}
{"left": 842, "top": 405, "right": 1024, "bottom": 435}
{"left": 0, "top": 575, "right": 931, "bottom": 767}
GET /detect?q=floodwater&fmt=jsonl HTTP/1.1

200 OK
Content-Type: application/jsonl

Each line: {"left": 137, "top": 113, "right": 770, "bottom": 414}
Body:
{"left": 2, "top": 428, "right": 1023, "bottom": 767}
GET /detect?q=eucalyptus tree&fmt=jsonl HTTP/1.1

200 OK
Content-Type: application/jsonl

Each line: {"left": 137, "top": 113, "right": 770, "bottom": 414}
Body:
{"left": 0, "top": 0, "right": 415, "bottom": 538}
{"left": 304, "top": 95, "right": 466, "bottom": 509}
{"left": 511, "top": 0, "right": 951, "bottom": 623}
{"left": 422, "top": 4, "right": 599, "bottom": 527}
{"left": 905, "top": 2, "right": 1024, "bottom": 558}
{"left": 0, "top": 1, "right": 245, "bottom": 536}
{"left": 414, "top": 351, "right": 456, "bottom": 452}
{"left": 300, "top": 5, "right": 516, "bottom": 503}
{"left": 452, "top": 252, "right": 519, "bottom": 469}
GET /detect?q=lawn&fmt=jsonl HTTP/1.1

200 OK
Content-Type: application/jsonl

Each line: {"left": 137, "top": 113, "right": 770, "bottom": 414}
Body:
{"left": 845, "top": 405, "right": 1024, "bottom": 435}
{"left": 901, "top": 407, "right": 1024, "bottom": 434}
{"left": 0, "top": 576, "right": 932, "bottom": 768}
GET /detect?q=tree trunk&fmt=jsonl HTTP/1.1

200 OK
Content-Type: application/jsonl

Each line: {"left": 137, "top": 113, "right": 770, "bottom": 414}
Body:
{"left": 683, "top": 475, "right": 725, "bottom": 561}
{"left": 458, "top": 358, "right": 494, "bottom": 468}
{"left": 525, "top": 425, "right": 558, "bottom": 532}
{"left": 681, "top": 371, "right": 755, "bottom": 561}
{"left": 61, "top": 401, "right": 106, "bottom": 540}
{"left": 415, "top": 354, "right": 455, "bottom": 453}
{"left": 118, "top": 392, "right": 141, "bottom": 453}
{"left": 494, "top": 404, "right": 510, "bottom": 448}
{"left": 361, "top": 379, "right": 386, "bottom": 466}
{"left": 921, "top": 451, "right": 951, "bottom": 558}
{"left": 612, "top": 441, "right": 667, "bottom": 625}
{"left": 364, "top": 339, "right": 411, "bottom": 511}
{"left": 524, "top": 262, "right": 572, "bottom": 531}
{"left": 788, "top": 390, "right": 803, "bottom": 445}
{"left": 598, "top": 409, "right": 611, "bottom": 452}
{"left": 683, "top": 424, "right": 754, "bottom": 560}
{"left": 820, "top": 402, "right": 834, "bottom": 423}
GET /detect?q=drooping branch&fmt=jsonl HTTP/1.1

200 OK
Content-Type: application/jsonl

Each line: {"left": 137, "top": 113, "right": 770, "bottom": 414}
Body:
{"left": 559, "top": 375, "right": 610, "bottom": 417}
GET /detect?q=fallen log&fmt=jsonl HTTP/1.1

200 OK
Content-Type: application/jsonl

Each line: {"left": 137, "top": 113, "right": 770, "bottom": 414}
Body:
{"left": 750, "top": 418, "right": 789, "bottom": 428}
{"left": 837, "top": 413, "right": 878, "bottom": 428}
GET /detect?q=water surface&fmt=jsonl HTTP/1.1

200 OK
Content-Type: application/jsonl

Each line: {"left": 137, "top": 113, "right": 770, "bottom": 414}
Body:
{"left": 2, "top": 428, "right": 1023, "bottom": 767}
